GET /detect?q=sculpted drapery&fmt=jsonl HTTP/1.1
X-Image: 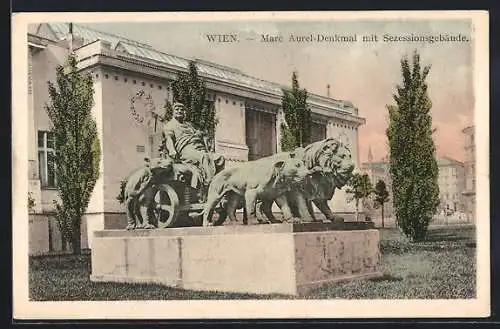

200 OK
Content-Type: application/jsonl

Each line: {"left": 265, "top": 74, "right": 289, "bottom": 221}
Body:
{"left": 160, "top": 102, "right": 225, "bottom": 187}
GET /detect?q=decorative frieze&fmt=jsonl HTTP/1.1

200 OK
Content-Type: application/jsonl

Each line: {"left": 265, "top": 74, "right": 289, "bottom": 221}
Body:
{"left": 75, "top": 46, "right": 364, "bottom": 127}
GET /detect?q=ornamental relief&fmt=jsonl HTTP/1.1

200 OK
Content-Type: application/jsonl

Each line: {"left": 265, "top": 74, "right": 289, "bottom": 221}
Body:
{"left": 129, "top": 90, "right": 164, "bottom": 158}
{"left": 129, "top": 90, "right": 163, "bottom": 133}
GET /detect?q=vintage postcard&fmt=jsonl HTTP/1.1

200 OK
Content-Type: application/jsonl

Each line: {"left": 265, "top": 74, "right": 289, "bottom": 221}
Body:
{"left": 12, "top": 11, "right": 489, "bottom": 319}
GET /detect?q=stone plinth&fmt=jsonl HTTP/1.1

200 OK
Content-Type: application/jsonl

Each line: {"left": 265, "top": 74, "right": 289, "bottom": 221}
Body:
{"left": 90, "top": 222, "right": 382, "bottom": 296}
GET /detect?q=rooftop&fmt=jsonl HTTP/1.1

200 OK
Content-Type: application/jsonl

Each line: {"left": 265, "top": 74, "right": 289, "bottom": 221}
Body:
{"left": 35, "top": 22, "right": 359, "bottom": 114}
{"left": 361, "top": 155, "right": 464, "bottom": 168}
{"left": 437, "top": 156, "right": 464, "bottom": 167}
{"left": 361, "top": 161, "right": 389, "bottom": 170}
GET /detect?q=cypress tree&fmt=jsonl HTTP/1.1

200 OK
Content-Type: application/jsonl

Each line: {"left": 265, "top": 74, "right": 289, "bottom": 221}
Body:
{"left": 280, "top": 71, "right": 311, "bottom": 151}
{"left": 45, "top": 54, "right": 101, "bottom": 254}
{"left": 386, "top": 50, "right": 439, "bottom": 241}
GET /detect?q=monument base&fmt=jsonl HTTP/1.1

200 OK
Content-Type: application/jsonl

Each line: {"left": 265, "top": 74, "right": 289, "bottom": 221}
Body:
{"left": 90, "top": 222, "right": 382, "bottom": 296}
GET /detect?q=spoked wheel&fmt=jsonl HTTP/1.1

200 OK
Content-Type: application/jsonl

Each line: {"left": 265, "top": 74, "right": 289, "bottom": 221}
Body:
{"left": 154, "top": 184, "right": 180, "bottom": 228}
{"left": 212, "top": 207, "right": 228, "bottom": 226}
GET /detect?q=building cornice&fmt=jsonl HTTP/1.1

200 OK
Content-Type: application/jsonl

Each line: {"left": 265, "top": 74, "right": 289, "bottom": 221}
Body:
{"left": 75, "top": 43, "right": 366, "bottom": 125}
{"left": 462, "top": 125, "right": 475, "bottom": 134}
{"left": 28, "top": 33, "right": 57, "bottom": 47}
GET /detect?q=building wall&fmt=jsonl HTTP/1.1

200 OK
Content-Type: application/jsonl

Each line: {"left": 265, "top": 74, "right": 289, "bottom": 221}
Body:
{"left": 463, "top": 126, "right": 476, "bottom": 221}
{"left": 31, "top": 42, "right": 70, "bottom": 212}
{"left": 98, "top": 66, "right": 171, "bottom": 212}
{"left": 86, "top": 67, "right": 105, "bottom": 217}
{"left": 438, "top": 163, "right": 465, "bottom": 212}
{"left": 28, "top": 47, "right": 43, "bottom": 213}
{"left": 213, "top": 92, "right": 249, "bottom": 161}
{"left": 29, "top": 213, "right": 89, "bottom": 255}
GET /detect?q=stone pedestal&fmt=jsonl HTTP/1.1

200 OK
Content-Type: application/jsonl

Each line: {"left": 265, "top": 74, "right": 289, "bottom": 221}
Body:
{"left": 90, "top": 222, "right": 382, "bottom": 296}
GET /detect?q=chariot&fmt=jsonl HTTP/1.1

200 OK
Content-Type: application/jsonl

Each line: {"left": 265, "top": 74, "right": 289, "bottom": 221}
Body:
{"left": 126, "top": 161, "right": 228, "bottom": 229}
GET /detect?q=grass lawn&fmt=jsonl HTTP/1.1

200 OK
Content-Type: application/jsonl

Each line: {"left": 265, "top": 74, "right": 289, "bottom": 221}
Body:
{"left": 29, "top": 225, "right": 476, "bottom": 301}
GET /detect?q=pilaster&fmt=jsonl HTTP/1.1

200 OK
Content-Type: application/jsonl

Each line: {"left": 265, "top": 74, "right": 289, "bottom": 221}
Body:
{"left": 276, "top": 108, "right": 284, "bottom": 152}
{"left": 28, "top": 47, "right": 42, "bottom": 213}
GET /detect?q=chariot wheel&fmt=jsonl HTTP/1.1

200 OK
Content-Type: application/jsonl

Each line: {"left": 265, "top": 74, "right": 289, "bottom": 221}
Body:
{"left": 212, "top": 207, "right": 228, "bottom": 226}
{"left": 154, "top": 184, "right": 180, "bottom": 228}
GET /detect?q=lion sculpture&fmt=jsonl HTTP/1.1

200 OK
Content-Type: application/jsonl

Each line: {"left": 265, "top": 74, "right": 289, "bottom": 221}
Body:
{"left": 117, "top": 157, "right": 175, "bottom": 230}
{"left": 199, "top": 155, "right": 311, "bottom": 227}
{"left": 209, "top": 138, "right": 354, "bottom": 225}
{"left": 267, "top": 137, "right": 355, "bottom": 223}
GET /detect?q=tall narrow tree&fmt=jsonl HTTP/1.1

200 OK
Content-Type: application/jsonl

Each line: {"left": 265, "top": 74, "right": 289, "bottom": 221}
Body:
{"left": 45, "top": 54, "right": 101, "bottom": 254}
{"left": 346, "top": 173, "right": 373, "bottom": 221}
{"left": 386, "top": 50, "right": 439, "bottom": 241}
{"left": 373, "top": 179, "right": 390, "bottom": 228}
{"left": 280, "top": 71, "right": 311, "bottom": 151}
{"left": 164, "top": 61, "right": 218, "bottom": 150}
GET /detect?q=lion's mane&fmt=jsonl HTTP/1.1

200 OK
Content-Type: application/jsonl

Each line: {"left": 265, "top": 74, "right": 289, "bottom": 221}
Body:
{"left": 299, "top": 137, "right": 354, "bottom": 200}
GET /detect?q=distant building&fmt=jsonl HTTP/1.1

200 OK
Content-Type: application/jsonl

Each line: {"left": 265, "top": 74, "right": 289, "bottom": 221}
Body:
{"left": 361, "top": 152, "right": 467, "bottom": 219}
{"left": 462, "top": 125, "right": 476, "bottom": 221}
{"left": 437, "top": 156, "right": 465, "bottom": 213}
{"left": 360, "top": 151, "right": 393, "bottom": 218}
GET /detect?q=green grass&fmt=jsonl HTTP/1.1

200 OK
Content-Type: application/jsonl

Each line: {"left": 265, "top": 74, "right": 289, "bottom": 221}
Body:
{"left": 29, "top": 225, "right": 476, "bottom": 301}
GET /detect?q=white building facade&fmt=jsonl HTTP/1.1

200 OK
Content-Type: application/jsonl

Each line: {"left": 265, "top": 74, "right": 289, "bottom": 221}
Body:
{"left": 28, "top": 23, "right": 366, "bottom": 252}
{"left": 462, "top": 125, "right": 476, "bottom": 222}
{"left": 437, "top": 156, "right": 466, "bottom": 213}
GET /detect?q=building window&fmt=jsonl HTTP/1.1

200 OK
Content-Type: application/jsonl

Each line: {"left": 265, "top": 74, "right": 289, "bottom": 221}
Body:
{"left": 246, "top": 109, "right": 276, "bottom": 160}
{"left": 38, "top": 131, "right": 56, "bottom": 188}
{"left": 310, "top": 122, "right": 327, "bottom": 143}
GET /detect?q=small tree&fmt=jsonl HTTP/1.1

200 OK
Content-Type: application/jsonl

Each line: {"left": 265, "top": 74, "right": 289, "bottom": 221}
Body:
{"left": 386, "top": 50, "right": 439, "bottom": 241}
{"left": 164, "top": 61, "right": 218, "bottom": 150}
{"left": 279, "top": 122, "right": 297, "bottom": 152}
{"left": 45, "top": 54, "right": 101, "bottom": 255}
{"left": 373, "top": 179, "right": 390, "bottom": 228}
{"left": 280, "top": 71, "right": 311, "bottom": 151}
{"left": 346, "top": 173, "right": 373, "bottom": 221}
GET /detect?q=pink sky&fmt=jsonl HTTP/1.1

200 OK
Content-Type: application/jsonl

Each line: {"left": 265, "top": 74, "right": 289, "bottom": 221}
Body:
{"left": 81, "top": 20, "right": 474, "bottom": 164}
